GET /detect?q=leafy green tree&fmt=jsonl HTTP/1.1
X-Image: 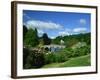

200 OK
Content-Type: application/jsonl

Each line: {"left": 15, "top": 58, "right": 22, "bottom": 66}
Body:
{"left": 24, "top": 28, "right": 39, "bottom": 47}
{"left": 52, "top": 36, "right": 62, "bottom": 44}
{"left": 23, "top": 25, "right": 28, "bottom": 40}
{"left": 23, "top": 48, "right": 30, "bottom": 69}
{"left": 42, "top": 33, "right": 51, "bottom": 45}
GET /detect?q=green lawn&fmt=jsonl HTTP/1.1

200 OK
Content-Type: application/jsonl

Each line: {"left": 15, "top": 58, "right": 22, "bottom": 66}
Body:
{"left": 42, "top": 54, "right": 91, "bottom": 68}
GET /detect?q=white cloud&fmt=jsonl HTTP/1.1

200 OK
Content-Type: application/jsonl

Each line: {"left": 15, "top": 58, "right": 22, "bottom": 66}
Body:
{"left": 23, "top": 13, "right": 31, "bottom": 19}
{"left": 37, "top": 29, "right": 44, "bottom": 34}
{"left": 58, "top": 28, "right": 73, "bottom": 36}
{"left": 26, "top": 20, "right": 63, "bottom": 30}
{"left": 73, "top": 27, "right": 87, "bottom": 33}
{"left": 50, "top": 36, "right": 56, "bottom": 39}
{"left": 59, "top": 31, "right": 70, "bottom": 36}
{"left": 37, "top": 29, "right": 44, "bottom": 37}
{"left": 79, "top": 19, "right": 86, "bottom": 24}
{"left": 58, "top": 27, "right": 88, "bottom": 36}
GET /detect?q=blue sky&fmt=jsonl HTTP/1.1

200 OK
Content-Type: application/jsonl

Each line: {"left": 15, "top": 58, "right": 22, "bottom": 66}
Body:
{"left": 23, "top": 10, "right": 91, "bottom": 39}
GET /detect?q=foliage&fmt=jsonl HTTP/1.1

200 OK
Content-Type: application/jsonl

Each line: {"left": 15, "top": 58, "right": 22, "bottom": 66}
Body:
{"left": 59, "top": 48, "right": 73, "bottom": 58}
{"left": 52, "top": 36, "right": 62, "bottom": 44}
{"left": 52, "top": 33, "right": 91, "bottom": 47}
{"left": 42, "top": 33, "right": 51, "bottom": 45}
{"left": 42, "top": 54, "right": 90, "bottom": 68}
{"left": 60, "top": 54, "right": 91, "bottom": 67}
{"left": 23, "top": 48, "right": 45, "bottom": 69}
{"left": 23, "top": 44, "right": 90, "bottom": 69}
{"left": 23, "top": 26, "right": 91, "bottom": 69}
{"left": 23, "top": 48, "right": 30, "bottom": 69}
{"left": 44, "top": 52, "right": 56, "bottom": 64}
{"left": 71, "top": 45, "right": 91, "bottom": 57}
{"left": 24, "top": 28, "right": 39, "bottom": 47}
{"left": 23, "top": 25, "right": 28, "bottom": 40}
{"left": 44, "top": 51, "right": 69, "bottom": 64}
{"left": 55, "top": 52, "right": 69, "bottom": 62}
{"left": 38, "top": 39, "right": 44, "bottom": 48}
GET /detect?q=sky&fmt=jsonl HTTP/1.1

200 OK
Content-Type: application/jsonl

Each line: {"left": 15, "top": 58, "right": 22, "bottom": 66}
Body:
{"left": 23, "top": 10, "right": 91, "bottom": 39}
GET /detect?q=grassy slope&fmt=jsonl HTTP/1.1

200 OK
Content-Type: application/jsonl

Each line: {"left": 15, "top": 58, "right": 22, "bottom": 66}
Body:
{"left": 42, "top": 54, "right": 91, "bottom": 68}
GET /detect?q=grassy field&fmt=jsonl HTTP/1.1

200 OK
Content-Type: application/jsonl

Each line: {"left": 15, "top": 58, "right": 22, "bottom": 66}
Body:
{"left": 42, "top": 54, "right": 91, "bottom": 68}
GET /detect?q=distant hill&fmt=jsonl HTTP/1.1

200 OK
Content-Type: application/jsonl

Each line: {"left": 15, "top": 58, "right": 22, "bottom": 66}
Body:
{"left": 52, "top": 33, "right": 91, "bottom": 48}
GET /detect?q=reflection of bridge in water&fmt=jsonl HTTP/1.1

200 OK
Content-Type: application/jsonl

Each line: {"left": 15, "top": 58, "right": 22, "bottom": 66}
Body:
{"left": 43, "top": 44, "right": 65, "bottom": 52}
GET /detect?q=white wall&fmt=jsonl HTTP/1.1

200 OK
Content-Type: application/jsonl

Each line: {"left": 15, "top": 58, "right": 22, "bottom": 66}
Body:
{"left": 0, "top": 0, "right": 100, "bottom": 80}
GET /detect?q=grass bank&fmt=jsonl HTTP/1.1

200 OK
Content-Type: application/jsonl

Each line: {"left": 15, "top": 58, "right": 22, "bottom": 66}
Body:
{"left": 42, "top": 54, "right": 90, "bottom": 68}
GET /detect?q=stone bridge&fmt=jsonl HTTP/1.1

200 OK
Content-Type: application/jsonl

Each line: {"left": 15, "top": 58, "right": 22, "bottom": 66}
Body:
{"left": 43, "top": 44, "right": 65, "bottom": 52}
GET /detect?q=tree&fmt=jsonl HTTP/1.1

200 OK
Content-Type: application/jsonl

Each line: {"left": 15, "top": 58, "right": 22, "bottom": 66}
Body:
{"left": 52, "top": 36, "right": 62, "bottom": 44}
{"left": 23, "top": 25, "right": 28, "bottom": 40}
{"left": 42, "top": 33, "right": 51, "bottom": 45}
{"left": 24, "top": 28, "right": 39, "bottom": 47}
{"left": 24, "top": 49, "right": 45, "bottom": 69}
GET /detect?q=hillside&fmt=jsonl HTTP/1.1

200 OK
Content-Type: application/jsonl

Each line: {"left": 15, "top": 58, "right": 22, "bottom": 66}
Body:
{"left": 42, "top": 54, "right": 90, "bottom": 68}
{"left": 52, "top": 33, "right": 91, "bottom": 48}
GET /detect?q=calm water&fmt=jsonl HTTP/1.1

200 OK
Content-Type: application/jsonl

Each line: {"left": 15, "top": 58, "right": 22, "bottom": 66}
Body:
{"left": 50, "top": 47, "right": 61, "bottom": 52}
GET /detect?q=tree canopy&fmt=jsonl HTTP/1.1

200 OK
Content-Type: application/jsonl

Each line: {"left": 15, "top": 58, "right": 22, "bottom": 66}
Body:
{"left": 24, "top": 28, "right": 39, "bottom": 47}
{"left": 23, "top": 25, "right": 28, "bottom": 40}
{"left": 52, "top": 33, "right": 91, "bottom": 47}
{"left": 42, "top": 33, "right": 51, "bottom": 45}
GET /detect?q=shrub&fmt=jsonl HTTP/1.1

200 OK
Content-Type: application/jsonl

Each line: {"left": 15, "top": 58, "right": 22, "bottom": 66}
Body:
{"left": 44, "top": 51, "right": 69, "bottom": 64}
{"left": 71, "top": 45, "right": 91, "bottom": 57}
{"left": 44, "top": 52, "right": 56, "bottom": 64}
{"left": 54, "top": 52, "right": 69, "bottom": 62}
{"left": 23, "top": 45, "right": 91, "bottom": 69}
{"left": 23, "top": 48, "right": 30, "bottom": 69}
{"left": 60, "top": 48, "right": 73, "bottom": 58}
{"left": 23, "top": 48, "right": 45, "bottom": 69}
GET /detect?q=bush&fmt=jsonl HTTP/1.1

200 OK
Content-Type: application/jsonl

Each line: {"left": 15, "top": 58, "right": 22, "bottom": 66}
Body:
{"left": 44, "top": 52, "right": 56, "bottom": 64}
{"left": 23, "top": 48, "right": 45, "bottom": 69}
{"left": 55, "top": 52, "right": 69, "bottom": 62}
{"left": 23, "top": 48, "right": 30, "bottom": 69}
{"left": 60, "top": 48, "right": 73, "bottom": 58}
{"left": 71, "top": 45, "right": 91, "bottom": 57}
{"left": 44, "top": 51, "right": 69, "bottom": 64}
{"left": 23, "top": 45, "right": 90, "bottom": 69}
